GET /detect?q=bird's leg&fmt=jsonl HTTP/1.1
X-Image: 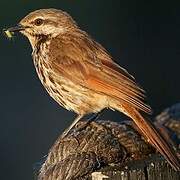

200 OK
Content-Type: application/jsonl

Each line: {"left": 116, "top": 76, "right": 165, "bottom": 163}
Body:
{"left": 61, "top": 114, "right": 84, "bottom": 138}
{"left": 75, "top": 109, "right": 105, "bottom": 132}
{"left": 87, "top": 109, "right": 105, "bottom": 123}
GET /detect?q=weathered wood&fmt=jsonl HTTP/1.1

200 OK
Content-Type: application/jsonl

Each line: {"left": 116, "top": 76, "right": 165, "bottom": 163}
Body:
{"left": 90, "top": 155, "right": 179, "bottom": 180}
{"left": 38, "top": 103, "right": 180, "bottom": 180}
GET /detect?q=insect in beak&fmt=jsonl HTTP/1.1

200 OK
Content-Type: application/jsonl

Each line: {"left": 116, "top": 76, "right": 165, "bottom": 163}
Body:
{"left": 3, "top": 24, "right": 26, "bottom": 39}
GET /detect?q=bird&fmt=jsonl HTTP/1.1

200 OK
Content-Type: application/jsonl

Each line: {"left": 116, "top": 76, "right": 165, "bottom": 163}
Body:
{"left": 4, "top": 8, "right": 180, "bottom": 171}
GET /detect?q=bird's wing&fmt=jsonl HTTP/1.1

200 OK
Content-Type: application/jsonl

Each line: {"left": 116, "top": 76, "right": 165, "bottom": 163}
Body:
{"left": 86, "top": 60, "right": 151, "bottom": 114}
{"left": 50, "top": 36, "right": 151, "bottom": 114}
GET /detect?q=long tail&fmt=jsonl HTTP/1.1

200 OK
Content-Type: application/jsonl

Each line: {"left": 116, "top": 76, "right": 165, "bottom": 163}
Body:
{"left": 114, "top": 103, "right": 180, "bottom": 171}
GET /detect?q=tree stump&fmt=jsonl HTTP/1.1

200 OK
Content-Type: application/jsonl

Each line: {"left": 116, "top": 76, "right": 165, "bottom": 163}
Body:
{"left": 38, "top": 103, "right": 180, "bottom": 180}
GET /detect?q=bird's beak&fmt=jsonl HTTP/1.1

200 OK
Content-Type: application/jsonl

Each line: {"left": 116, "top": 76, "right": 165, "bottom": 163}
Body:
{"left": 4, "top": 24, "right": 26, "bottom": 33}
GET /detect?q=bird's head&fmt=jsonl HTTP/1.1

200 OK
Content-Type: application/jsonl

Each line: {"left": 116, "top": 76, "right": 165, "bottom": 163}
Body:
{"left": 4, "top": 9, "right": 78, "bottom": 48}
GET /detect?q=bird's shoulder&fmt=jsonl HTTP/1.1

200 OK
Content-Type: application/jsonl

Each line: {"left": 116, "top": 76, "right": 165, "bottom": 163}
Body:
{"left": 48, "top": 31, "right": 112, "bottom": 65}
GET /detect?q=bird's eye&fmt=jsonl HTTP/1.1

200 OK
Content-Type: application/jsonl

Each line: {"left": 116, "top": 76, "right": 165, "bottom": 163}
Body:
{"left": 34, "top": 18, "right": 43, "bottom": 26}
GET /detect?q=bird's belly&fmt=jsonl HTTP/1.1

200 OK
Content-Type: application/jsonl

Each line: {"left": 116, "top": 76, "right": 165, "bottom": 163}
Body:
{"left": 36, "top": 65, "right": 108, "bottom": 114}
{"left": 45, "top": 75, "right": 108, "bottom": 114}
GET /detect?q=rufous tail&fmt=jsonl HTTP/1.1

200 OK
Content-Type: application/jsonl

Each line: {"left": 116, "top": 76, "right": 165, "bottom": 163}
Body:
{"left": 114, "top": 103, "right": 180, "bottom": 171}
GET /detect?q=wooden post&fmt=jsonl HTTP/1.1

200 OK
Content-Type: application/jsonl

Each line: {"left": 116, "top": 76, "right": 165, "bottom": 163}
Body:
{"left": 38, "top": 104, "right": 180, "bottom": 180}
{"left": 91, "top": 155, "right": 179, "bottom": 180}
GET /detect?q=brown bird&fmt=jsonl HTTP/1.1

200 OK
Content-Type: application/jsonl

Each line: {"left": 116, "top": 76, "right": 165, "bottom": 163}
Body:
{"left": 5, "top": 9, "right": 180, "bottom": 171}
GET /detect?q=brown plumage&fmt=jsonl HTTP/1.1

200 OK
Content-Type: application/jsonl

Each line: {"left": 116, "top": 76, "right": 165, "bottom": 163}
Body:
{"left": 5, "top": 8, "right": 180, "bottom": 171}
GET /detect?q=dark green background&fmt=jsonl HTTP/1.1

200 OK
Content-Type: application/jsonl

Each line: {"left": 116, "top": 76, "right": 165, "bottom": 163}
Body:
{"left": 0, "top": 0, "right": 179, "bottom": 179}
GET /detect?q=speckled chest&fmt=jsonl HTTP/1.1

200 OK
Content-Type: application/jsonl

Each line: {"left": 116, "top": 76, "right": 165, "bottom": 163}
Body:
{"left": 32, "top": 41, "right": 90, "bottom": 113}
{"left": 32, "top": 41, "right": 69, "bottom": 108}
{"left": 31, "top": 41, "right": 107, "bottom": 114}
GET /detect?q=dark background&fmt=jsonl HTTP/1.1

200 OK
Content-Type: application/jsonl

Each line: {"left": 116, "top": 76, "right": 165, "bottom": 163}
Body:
{"left": 0, "top": 0, "right": 179, "bottom": 179}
